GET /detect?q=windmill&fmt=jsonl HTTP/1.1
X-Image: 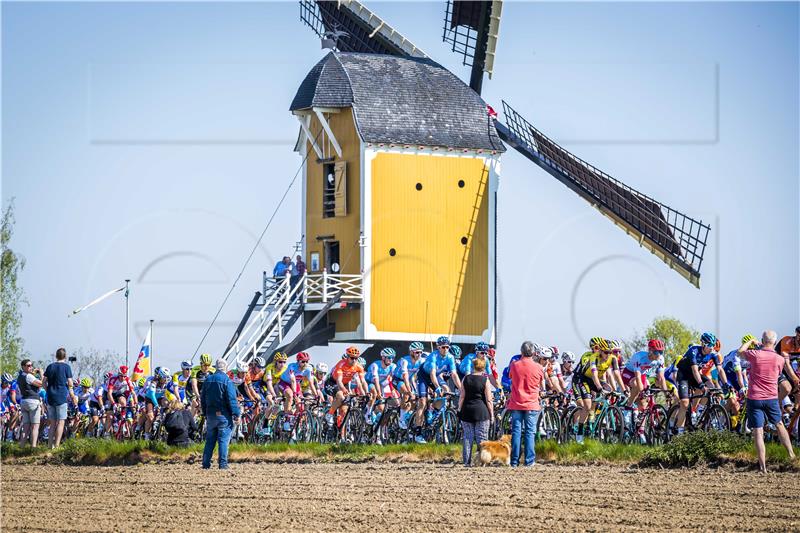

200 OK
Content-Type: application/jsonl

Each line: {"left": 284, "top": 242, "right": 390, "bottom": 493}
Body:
{"left": 221, "top": 0, "right": 710, "bottom": 368}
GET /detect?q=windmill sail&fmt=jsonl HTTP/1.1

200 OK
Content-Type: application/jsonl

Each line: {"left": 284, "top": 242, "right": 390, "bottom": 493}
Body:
{"left": 300, "top": 0, "right": 426, "bottom": 58}
{"left": 495, "top": 101, "right": 709, "bottom": 287}
{"left": 442, "top": 0, "right": 503, "bottom": 93}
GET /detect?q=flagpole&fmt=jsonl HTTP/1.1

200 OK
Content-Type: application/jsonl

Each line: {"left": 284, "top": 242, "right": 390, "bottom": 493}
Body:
{"left": 125, "top": 279, "right": 130, "bottom": 368}
{"left": 150, "top": 319, "right": 154, "bottom": 376}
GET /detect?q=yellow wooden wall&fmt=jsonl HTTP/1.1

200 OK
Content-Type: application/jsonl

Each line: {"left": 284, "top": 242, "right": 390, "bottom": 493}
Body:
{"left": 370, "top": 152, "right": 490, "bottom": 336}
{"left": 304, "top": 108, "right": 361, "bottom": 333}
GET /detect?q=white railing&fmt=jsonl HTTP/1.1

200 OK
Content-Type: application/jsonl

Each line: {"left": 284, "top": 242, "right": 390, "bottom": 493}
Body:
{"left": 222, "top": 272, "right": 305, "bottom": 367}
{"left": 304, "top": 270, "right": 363, "bottom": 303}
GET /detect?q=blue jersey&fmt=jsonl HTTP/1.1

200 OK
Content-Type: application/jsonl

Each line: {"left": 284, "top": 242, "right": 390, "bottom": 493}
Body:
{"left": 501, "top": 354, "right": 522, "bottom": 390}
{"left": 422, "top": 352, "right": 457, "bottom": 378}
{"left": 459, "top": 353, "right": 492, "bottom": 377}
{"left": 281, "top": 362, "right": 314, "bottom": 385}
{"left": 367, "top": 361, "right": 396, "bottom": 387}
{"left": 1, "top": 382, "right": 19, "bottom": 406}
{"left": 394, "top": 355, "right": 425, "bottom": 380}
{"left": 721, "top": 350, "right": 747, "bottom": 389}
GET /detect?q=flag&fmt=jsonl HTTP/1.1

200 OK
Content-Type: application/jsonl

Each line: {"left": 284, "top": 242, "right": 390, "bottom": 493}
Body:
{"left": 132, "top": 326, "right": 152, "bottom": 381}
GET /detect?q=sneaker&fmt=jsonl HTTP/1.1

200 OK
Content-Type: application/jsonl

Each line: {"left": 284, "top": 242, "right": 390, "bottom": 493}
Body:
{"left": 364, "top": 412, "right": 373, "bottom": 424}
{"left": 576, "top": 434, "right": 584, "bottom": 444}
{"left": 414, "top": 435, "right": 427, "bottom": 444}
{"left": 639, "top": 433, "right": 647, "bottom": 445}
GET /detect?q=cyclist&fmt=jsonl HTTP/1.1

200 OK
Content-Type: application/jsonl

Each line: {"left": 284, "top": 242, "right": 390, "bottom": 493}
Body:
{"left": 540, "top": 346, "right": 566, "bottom": 394}
{"left": 69, "top": 377, "right": 94, "bottom": 435}
{"left": 458, "top": 342, "right": 500, "bottom": 388}
{"left": 394, "top": 341, "right": 426, "bottom": 429}
{"left": 560, "top": 352, "right": 575, "bottom": 394}
{"left": 89, "top": 372, "right": 113, "bottom": 435}
{"left": 450, "top": 345, "right": 463, "bottom": 368}
{"left": 777, "top": 326, "right": 800, "bottom": 415}
{"left": 263, "top": 353, "right": 289, "bottom": 411}
{"left": 191, "top": 353, "right": 215, "bottom": 406}
{"left": 366, "top": 348, "right": 398, "bottom": 425}
{"left": 142, "top": 367, "right": 178, "bottom": 439}
{"left": 722, "top": 334, "right": 752, "bottom": 428}
{"left": 1, "top": 373, "right": 20, "bottom": 439}
{"left": 107, "top": 365, "right": 137, "bottom": 412}
{"left": 173, "top": 361, "right": 194, "bottom": 404}
{"left": 243, "top": 357, "right": 267, "bottom": 403}
{"left": 572, "top": 337, "right": 616, "bottom": 443}
{"left": 414, "top": 336, "right": 461, "bottom": 444}
{"left": 622, "top": 339, "right": 667, "bottom": 408}
{"left": 279, "top": 352, "right": 317, "bottom": 423}
{"left": 324, "top": 347, "right": 366, "bottom": 428}
{"left": 314, "top": 363, "right": 329, "bottom": 402}
{"left": 673, "top": 332, "right": 724, "bottom": 434}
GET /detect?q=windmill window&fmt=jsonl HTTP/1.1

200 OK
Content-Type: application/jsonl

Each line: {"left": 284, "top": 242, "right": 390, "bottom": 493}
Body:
{"left": 323, "top": 161, "right": 347, "bottom": 218}
{"left": 416, "top": 183, "right": 423, "bottom": 191}
{"left": 461, "top": 237, "right": 468, "bottom": 245}
{"left": 458, "top": 179, "right": 465, "bottom": 188}
{"left": 389, "top": 248, "right": 396, "bottom": 256}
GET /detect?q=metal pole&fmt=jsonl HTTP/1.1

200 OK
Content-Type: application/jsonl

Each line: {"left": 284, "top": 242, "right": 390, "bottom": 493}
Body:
{"left": 125, "top": 279, "right": 130, "bottom": 368}
{"left": 150, "top": 319, "right": 154, "bottom": 376}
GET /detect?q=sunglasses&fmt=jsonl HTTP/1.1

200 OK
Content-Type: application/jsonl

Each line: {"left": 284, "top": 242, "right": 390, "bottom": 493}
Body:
{"left": 412, "top": 350, "right": 423, "bottom": 355}
{"left": 703, "top": 343, "right": 715, "bottom": 349}
{"left": 348, "top": 356, "right": 359, "bottom": 360}
{"left": 438, "top": 345, "right": 450, "bottom": 350}
{"left": 653, "top": 350, "right": 664, "bottom": 356}
{"left": 477, "top": 351, "right": 488, "bottom": 355}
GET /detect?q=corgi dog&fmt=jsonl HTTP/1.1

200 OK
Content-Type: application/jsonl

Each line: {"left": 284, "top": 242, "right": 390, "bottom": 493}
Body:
{"left": 478, "top": 434, "right": 511, "bottom": 466}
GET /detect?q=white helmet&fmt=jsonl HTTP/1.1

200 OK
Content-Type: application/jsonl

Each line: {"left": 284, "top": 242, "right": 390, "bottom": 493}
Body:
{"left": 317, "top": 362, "right": 328, "bottom": 373}
{"left": 560, "top": 351, "right": 575, "bottom": 364}
{"left": 539, "top": 347, "right": 553, "bottom": 359}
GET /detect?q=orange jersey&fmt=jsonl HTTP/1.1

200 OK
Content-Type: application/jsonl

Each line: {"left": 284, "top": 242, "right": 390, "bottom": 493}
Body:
{"left": 244, "top": 368, "right": 265, "bottom": 385}
{"left": 779, "top": 336, "right": 800, "bottom": 355}
{"left": 332, "top": 359, "right": 365, "bottom": 385}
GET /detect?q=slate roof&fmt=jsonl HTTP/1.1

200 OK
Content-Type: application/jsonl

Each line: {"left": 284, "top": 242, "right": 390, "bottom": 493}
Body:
{"left": 290, "top": 52, "right": 505, "bottom": 152}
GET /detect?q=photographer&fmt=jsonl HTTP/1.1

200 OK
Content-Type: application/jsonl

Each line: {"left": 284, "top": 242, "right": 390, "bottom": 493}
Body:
{"left": 42, "top": 347, "right": 77, "bottom": 448}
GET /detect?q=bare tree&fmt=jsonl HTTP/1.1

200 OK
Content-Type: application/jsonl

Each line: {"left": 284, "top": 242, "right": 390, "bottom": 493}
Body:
{"left": 70, "top": 348, "right": 124, "bottom": 385}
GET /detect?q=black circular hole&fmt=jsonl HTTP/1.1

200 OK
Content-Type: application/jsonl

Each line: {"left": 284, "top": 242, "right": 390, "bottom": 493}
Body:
{"left": 460, "top": 237, "right": 468, "bottom": 245}
{"left": 458, "top": 179, "right": 465, "bottom": 188}
{"left": 415, "top": 183, "right": 423, "bottom": 191}
{"left": 389, "top": 248, "right": 396, "bottom": 256}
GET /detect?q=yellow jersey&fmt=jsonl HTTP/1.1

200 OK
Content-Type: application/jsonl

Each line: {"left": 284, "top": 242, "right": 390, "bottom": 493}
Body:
{"left": 580, "top": 351, "right": 619, "bottom": 379}
{"left": 264, "top": 362, "right": 286, "bottom": 383}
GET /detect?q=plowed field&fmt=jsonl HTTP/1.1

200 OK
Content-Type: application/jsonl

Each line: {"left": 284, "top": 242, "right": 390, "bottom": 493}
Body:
{"left": 2, "top": 463, "right": 797, "bottom": 532}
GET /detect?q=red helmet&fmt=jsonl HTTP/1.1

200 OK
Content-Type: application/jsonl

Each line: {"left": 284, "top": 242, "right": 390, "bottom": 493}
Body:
{"left": 104, "top": 372, "right": 114, "bottom": 381}
{"left": 488, "top": 348, "right": 496, "bottom": 359}
{"left": 550, "top": 346, "right": 559, "bottom": 355}
{"left": 647, "top": 339, "right": 665, "bottom": 351}
{"left": 296, "top": 352, "right": 311, "bottom": 363}
{"left": 119, "top": 365, "right": 129, "bottom": 375}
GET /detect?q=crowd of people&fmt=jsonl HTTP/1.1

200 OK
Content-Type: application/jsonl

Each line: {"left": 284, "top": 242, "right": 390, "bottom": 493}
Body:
{"left": 1, "top": 326, "right": 798, "bottom": 472}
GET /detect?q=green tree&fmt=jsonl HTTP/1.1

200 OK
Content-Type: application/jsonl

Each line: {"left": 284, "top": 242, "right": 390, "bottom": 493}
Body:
{"left": 623, "top": 316, "right": 701, "bottom": 364}
{"left": 1, "top": 199, "right": 27, "bottom": 373}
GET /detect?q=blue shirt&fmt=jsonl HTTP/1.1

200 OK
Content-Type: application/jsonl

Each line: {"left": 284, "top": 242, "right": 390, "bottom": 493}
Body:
{"left": 393, "top": 355, "right": 425, "bottom": 380}
{"left": 422, "top": 352, "right": 457, "bottom": 378}
{"left": 201, "top": 370, "right": 241, "bottom": 421}
{"left": 273, "top": 262, "right": 289, "bottom": 277}
{"left": 44, "top": 361, "right": 73, "bottom": 406}
{"left": 367, "top": 361, "right": 396, "bottom": 387}
{"left": 501, "top": 354, "right": 522, "bottom": 390}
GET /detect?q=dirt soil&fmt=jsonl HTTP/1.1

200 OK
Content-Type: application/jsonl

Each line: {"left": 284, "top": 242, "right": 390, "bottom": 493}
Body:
{"left": 2, "top": 462, "right": 798, "bottom": 532}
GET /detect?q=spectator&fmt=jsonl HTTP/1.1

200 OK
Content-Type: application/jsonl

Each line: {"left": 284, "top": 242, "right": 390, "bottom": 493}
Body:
{"left": 739, "top": 331, "right": 796, "bottom": 473}
{"left": 201, "top": 359, "right": 240, "bottom": 469}
{"left": 508, "top": 341, "right": 545, "bottom": 467}
{"left": 17, "top": 359, "right": 43, "bottom": 447}
{"left": 42, "top": 347, "right": 77, "bottom": 448}
{"left": 164, "top": 400, "right": 197, "bottom": 447}
{"left": 273, "top": 256, "right": 292, "bottom": 280}
{"left": 291, "top": 254, "right": 307, "bottom": 288}
{"left": 458, "top": 357, "right": 493, "bottom": 466}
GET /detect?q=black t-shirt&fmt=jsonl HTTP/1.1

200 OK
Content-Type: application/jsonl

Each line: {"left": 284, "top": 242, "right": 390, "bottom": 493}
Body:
{"left": 459, "top": 374, "right": 490, "bottom": 423}
{"left": 164, "top": 409, "right": 196, "bottom": 446}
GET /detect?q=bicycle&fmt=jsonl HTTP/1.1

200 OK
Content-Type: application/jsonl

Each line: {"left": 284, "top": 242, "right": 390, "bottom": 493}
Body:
{"left": 419, "top": 391, "right": 459, "bottom": 445}
{"left": 565, "top": 390, "right": 626, "bottom": 443}
{"left": 666, "top": 387, "right": 730, "bottom": 438}
{"left": 322, "top": 395, "right": 368, "bottom": 444}
{"left": 619, "top": 388, "right": 670, "bottom": 445}
{"left": 536, "top": 392, "right": 562, "bottom": 442}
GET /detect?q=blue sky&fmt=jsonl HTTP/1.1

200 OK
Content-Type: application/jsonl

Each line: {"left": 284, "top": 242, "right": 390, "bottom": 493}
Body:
{"left": 2, "top": 1, "right": 798, "bottom": 371}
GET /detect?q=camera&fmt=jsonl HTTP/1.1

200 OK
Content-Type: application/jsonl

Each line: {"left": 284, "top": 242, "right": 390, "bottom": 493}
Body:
{"left": 68, "top": 356, "right": 77, "bottom": 363}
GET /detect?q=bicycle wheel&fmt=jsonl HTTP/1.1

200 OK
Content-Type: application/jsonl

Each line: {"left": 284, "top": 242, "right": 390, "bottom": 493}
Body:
{"left": 563, "top": 408, "right": 583, "bottom": 443}
{"left": 498, "top": 410, "right": 512, "bottom": 437}
{"left": 381, "top": 409, "right": 401, "bottom": 444}
{"left": 294, "top": 412, "right": 313, "bottom": 442}
{"left": 343, "top": 409, "right": 365, "bottom": 443}
{"left": 536, "top": 406, "right": 561, "bottom": 442}
{"left": 665, "top": 404, "right": 685, "bottom": 440}
{"left": 702, "top": 404, "right": 730, "bottom": 433}
{"left": 645, "top": 405, "right": 668, "bottom": 445}
{"left": 596, "top": 406, "right": 625, "bottom": 444}
{"left": 436, "top": 409, "right": 459, "bottom": 444}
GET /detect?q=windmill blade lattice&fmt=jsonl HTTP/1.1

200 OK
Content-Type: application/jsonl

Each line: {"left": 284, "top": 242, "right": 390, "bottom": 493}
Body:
{"left": 495, "top": 101, "right": 710, "bottom": 287}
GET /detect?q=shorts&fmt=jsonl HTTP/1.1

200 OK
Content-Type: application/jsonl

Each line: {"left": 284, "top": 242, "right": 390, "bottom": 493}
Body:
{"left": 676, "top": 368, "right": 704, "bottom": 400}
{"left": 417, "top": 370, "right": 433, "bottom": 397}
{"left": 20, "top": 399, "right": 41, "bottom": 425}
{"left": 746, "top": 398, "right": 781, "bottom": 429}
{"left": 277, "top": 381, "right": 294, "bottom": 394}
{"left": 574, "top": 377, "right": 599, "bottom": 400}
{"left": 621, "top": 368, "right": 648, "bottom": 388}
{"left": 88, "top": 401, "right": 104, "bottom": 417}
{"left": 111, "top": 392, "right": 127, "bottom": 402}
{"left": 47, "top": 403, "right": 68, "bottom": 421}
{"left": 323, "top": 379, "right": 339, "bottom": 398}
